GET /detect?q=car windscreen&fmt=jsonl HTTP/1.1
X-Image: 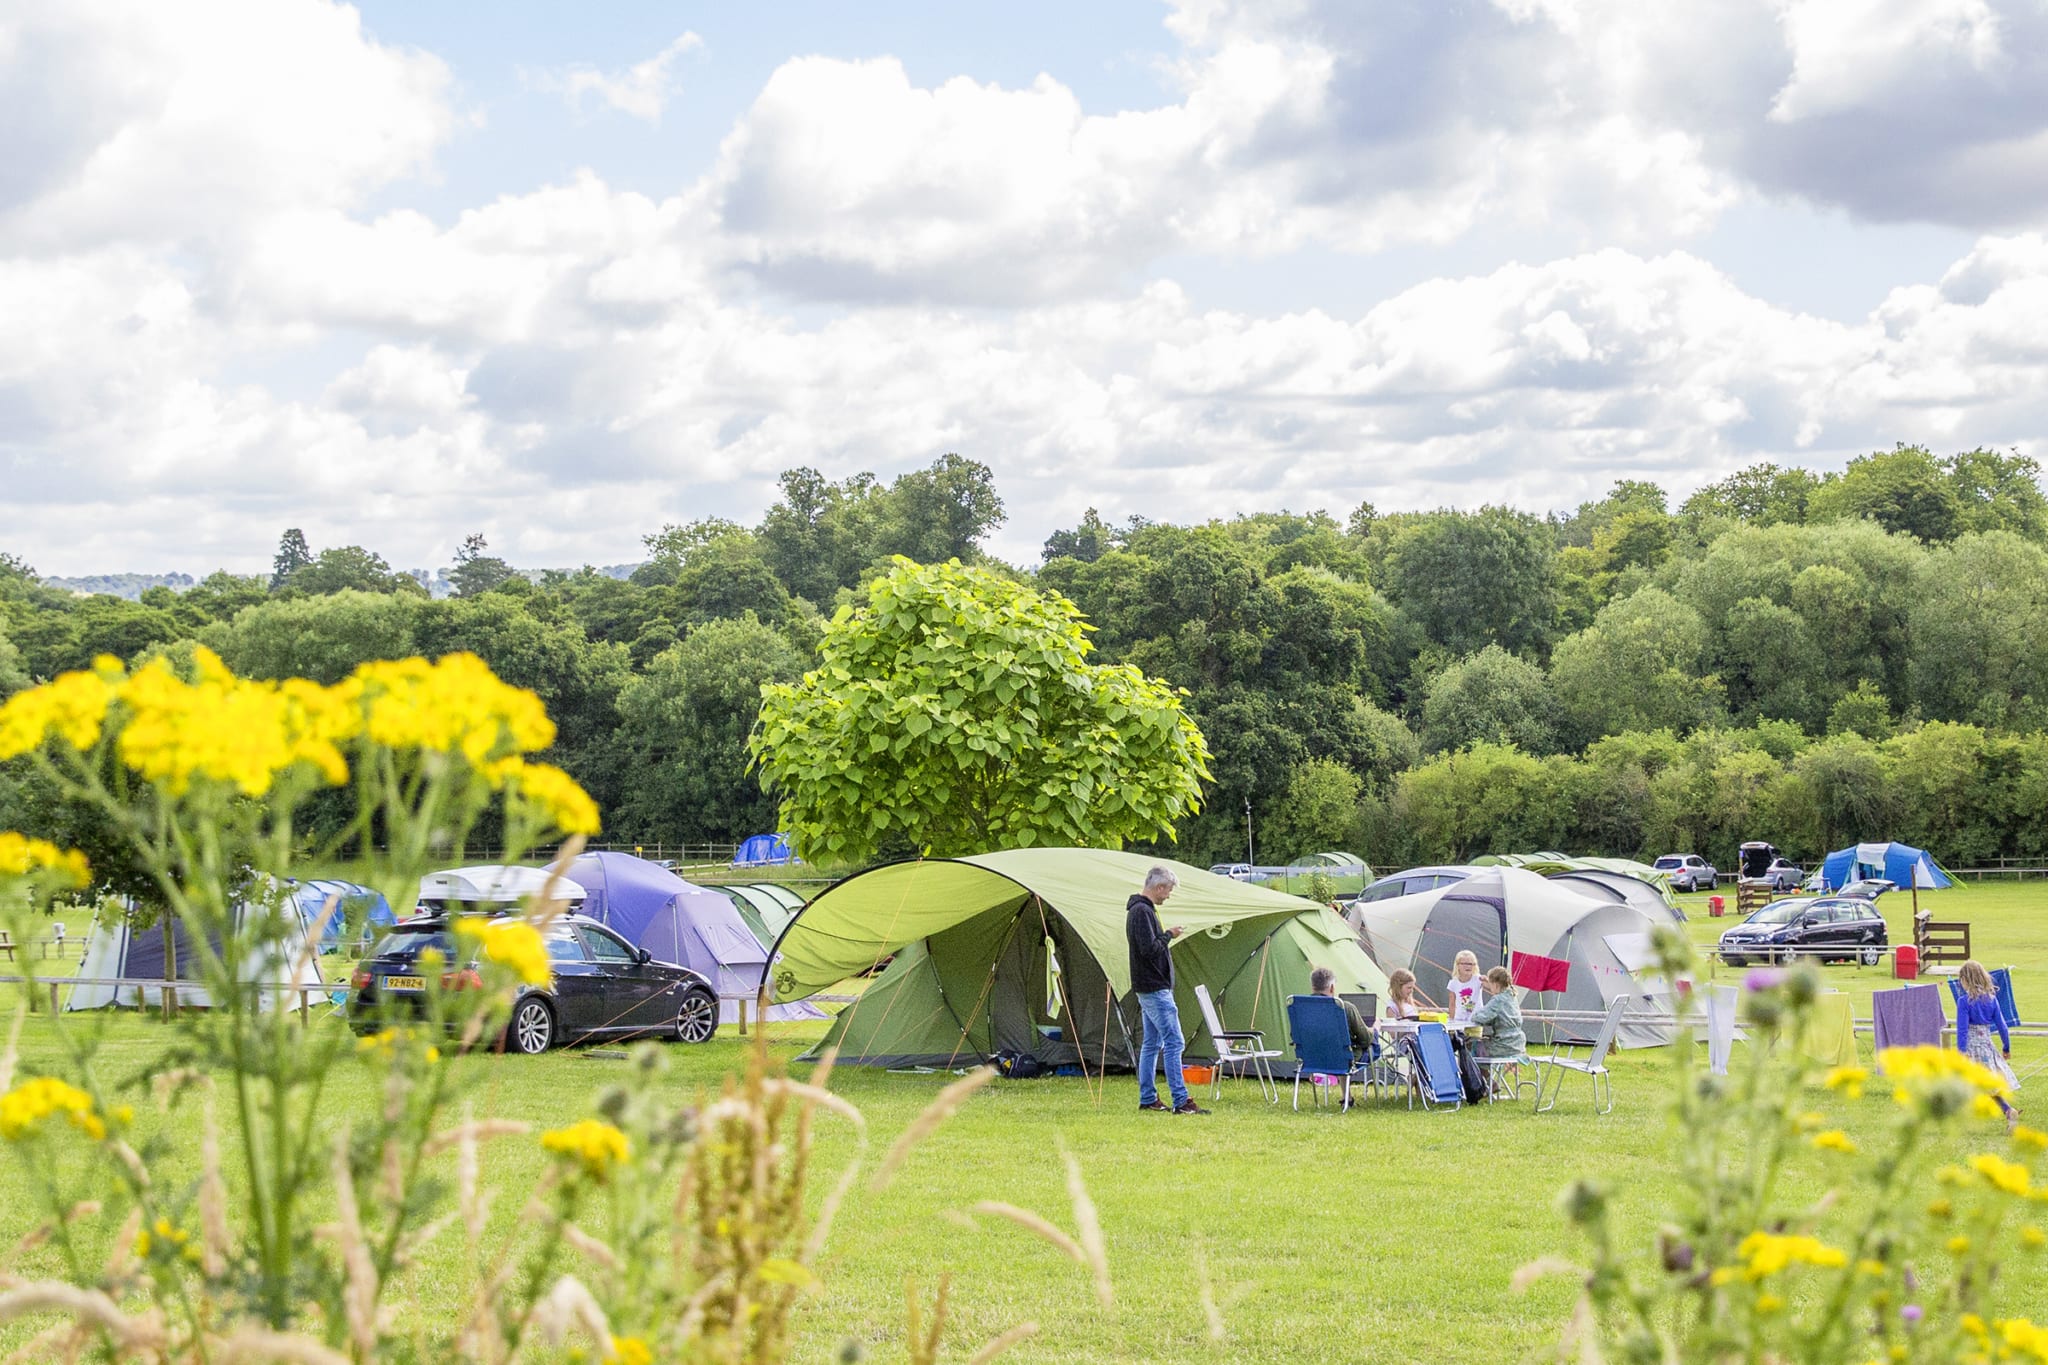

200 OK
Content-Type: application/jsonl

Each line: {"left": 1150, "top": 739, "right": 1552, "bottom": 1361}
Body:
{"left": 368, "top": 926, "right": 456, "bottom": 962}
{"left": 1653, "top": 858, "right": 1682, "bottom": 869}
{"left": 1744, "top": 902, "right": 1804, "bottom": 926}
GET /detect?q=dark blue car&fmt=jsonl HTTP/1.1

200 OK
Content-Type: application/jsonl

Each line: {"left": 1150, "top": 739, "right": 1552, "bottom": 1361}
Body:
{"left": 1716, "top": 896, "right": 1888, "bottom": 967}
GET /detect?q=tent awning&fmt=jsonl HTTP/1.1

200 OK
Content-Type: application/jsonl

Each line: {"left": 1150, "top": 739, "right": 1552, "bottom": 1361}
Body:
{"left": 769, "top": 848, "right": 1321, "bottom": 1003}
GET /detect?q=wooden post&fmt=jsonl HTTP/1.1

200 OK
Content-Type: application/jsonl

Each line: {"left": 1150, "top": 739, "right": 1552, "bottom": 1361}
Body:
{"left": 46, "top": 983, "right": 58, "bottom": 1014}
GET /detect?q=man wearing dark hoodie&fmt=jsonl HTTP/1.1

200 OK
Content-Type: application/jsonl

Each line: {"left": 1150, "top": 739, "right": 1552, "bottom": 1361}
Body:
{"left": 1128, "top": 865, "right": 1206, "bottom": 1114}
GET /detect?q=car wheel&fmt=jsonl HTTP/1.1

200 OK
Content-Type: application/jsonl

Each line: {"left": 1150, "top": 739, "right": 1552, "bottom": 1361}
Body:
{"left": 1706, "top": 875, "right": 1718, "bottom": 890}
{"left": 507, "top": 996, "right": 555, "bottom": 1055}
{"left": 1860, "top": 944, "right": 1883, "bottom": 967}
{"left": 674, "top": 987, "right": 718, "bottom": 1044}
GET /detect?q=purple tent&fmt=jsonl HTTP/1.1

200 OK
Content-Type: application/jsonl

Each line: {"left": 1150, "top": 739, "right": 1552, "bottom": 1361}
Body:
{"left": 566, "top": 852, "right": 821, "bottom": 1024}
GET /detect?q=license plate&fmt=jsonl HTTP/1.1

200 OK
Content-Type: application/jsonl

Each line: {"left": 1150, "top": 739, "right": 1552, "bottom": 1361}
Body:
{"left": 381, "top": 975, "right": 425, "bottom": 991}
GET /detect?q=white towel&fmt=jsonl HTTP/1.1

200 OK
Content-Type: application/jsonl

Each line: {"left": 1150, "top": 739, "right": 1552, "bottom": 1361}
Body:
{"left": 1706, "top": 984, "right": 1739, "bottom": 1076}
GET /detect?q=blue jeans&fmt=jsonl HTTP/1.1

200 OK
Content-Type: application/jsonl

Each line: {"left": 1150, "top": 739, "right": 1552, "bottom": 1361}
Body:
{"left": 1136, "top": 989, "right": 1188, "bottom": 1107}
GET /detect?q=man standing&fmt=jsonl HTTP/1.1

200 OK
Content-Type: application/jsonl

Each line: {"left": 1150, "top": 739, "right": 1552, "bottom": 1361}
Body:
{"left": 1128, "top": 865, "right": 1206, "bottom": 1114}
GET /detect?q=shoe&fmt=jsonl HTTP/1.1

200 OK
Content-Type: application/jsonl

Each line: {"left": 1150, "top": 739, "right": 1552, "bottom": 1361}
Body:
{"left": 1172, "top": 1099, "right": 1210, "bottom": 1115}
{"left": 1138, "top": 1100, "right": 1169, "bottom": 1112}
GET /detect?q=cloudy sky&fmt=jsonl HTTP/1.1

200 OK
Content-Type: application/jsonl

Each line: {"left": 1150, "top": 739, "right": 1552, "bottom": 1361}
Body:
{"left": 7, "top": 0, "right": 2048, "bottom": 577}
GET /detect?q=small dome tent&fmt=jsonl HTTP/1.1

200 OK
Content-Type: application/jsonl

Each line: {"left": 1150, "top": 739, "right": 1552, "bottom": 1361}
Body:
{"left": 768, "top": 848, "right": 1388, "bottom": 1071}
{"left": 1354, "top": 867, "right": 1682, "bottom": 1047}
{"left": 563, "top": 852, "right": 821, "bottom": 1024}
{"left": 732, "top": 834, "right": 796, "bottom": 868}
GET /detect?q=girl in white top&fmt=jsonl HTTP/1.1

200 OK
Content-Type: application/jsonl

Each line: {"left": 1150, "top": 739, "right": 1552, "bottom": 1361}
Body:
{"left": 1443, "top": 950, "right": 1484, "bottom": 1025}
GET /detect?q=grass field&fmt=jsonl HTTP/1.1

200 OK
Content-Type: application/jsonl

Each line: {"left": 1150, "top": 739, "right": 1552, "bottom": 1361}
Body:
{"left": 3, "top": 879, "right": 2046, "bottom": 1362}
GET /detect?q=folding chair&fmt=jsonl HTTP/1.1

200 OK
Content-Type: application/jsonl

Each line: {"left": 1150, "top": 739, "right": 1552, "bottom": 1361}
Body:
{"left": 1406, "top": 1022, "right": 1465, "bottom": 1111}
{"left": 1285, "top": 995, "right": 1365, "bottom": 1112}
{"left": 1193, "top": 983, "right": 1282, "bottom": 1103}
{"left": 1475, "top": 1051, "right": 1535, "bottom": 1102}
{"left": 1533, "top": 994, "right": 1629, "bottom": 1115}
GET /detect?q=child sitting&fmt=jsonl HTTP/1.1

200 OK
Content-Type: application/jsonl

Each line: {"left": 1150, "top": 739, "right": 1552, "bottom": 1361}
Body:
{"left": 1470, "top": 967, "right": 1528, "bottom": 1066}
{"left": 1385, "top": 968, "right": 1435, "bottom": 1019}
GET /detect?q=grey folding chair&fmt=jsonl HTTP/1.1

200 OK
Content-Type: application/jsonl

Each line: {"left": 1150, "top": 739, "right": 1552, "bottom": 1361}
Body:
{"left": 1533, "top": 994, "right": 1628, "bottom": 1115}
{"left": 1193, "top": 983, "right": 1283, "bottom": 1103}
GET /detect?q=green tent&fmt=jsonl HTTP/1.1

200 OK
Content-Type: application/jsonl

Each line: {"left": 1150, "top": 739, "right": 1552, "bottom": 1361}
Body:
{"left": 770, "top": 848, "right": 1389, "bottom": 1071}
{"left": 718, "top": 882, "right": 807, "bottom": 949}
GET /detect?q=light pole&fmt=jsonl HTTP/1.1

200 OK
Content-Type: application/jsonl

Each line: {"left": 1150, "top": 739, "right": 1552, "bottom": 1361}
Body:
{"left": 1244, "top": 794, "right": 1254, "bottom": 867}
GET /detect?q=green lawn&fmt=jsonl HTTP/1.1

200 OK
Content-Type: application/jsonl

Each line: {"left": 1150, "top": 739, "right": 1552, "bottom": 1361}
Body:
{"left": 3, "top": 879, "right": 2047, "bottom": 1362}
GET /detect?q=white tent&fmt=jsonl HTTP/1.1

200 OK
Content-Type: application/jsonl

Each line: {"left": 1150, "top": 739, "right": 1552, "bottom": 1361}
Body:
{"left": 417, "top": 864, "right": 588, "bottom": 909}
{"left": 67, "top": 891, "right": 328, "bottom": 1012}
{"left": 1546, "top": 869, "right": 1686, "bottom": 925}
{"left": 1353, "top": 867, "right": 1682, "bottom": 1046}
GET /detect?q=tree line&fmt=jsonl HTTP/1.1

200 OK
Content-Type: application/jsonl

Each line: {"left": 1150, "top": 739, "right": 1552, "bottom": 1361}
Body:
{"left": 3, "top": 443, "right": 2045, "bottom": 873}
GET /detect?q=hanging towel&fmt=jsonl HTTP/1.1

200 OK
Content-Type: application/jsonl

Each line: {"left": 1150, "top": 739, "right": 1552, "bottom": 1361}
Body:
{"left": 1706, "top": 984, "right": 1738, "bottom": 1077}
{"left": 1995, "top": 967, "right": 2020, "bottom": 1027}
{"left": 1802, "top": 992, "right": 1859, "bottom": 1069}
{"left": 1873, "top": 983, "right": 1946, "bottom": 1057}
{"left": 1510, "top": 951, "right": 1571, "bottom": 993}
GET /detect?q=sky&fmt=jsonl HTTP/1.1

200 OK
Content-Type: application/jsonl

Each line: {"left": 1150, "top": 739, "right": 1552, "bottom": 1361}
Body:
{"left": 6, "top": 0, "right": 2048, "bottom": 578}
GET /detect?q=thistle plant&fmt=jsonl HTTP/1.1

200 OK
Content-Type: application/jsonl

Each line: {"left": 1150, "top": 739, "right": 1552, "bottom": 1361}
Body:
{"left": 1533, "top": 928, "right": 2048, "bottom": 1363}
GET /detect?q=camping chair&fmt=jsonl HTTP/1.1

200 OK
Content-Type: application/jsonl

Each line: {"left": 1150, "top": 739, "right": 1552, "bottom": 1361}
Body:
{"left": 1285, "top": 995, "right": 1365, "bottom": 1112}
{"left": 1475, "top": 1048, "right": 1536, "bottom": 1103}
{"left": 1533, "top": 994, "right": 1629, "bottom": 1115}
{"left": 1193, "top": 984, "right": 1282, "bottom": 1103}
{"left": 1404, "top": 1021, "right": 1465, "bottom": 1111}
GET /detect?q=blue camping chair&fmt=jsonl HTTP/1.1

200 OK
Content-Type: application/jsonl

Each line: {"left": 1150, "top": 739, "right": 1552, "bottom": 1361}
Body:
{"left": 1946, "top": 969, "right": 2020, "bottom": 1028}
{"left": 1285, "top": 995, "right": 1364, "bottom": 1111}
{"left": 1404, "top": 1021, "right": 1465, "bottom": 1111}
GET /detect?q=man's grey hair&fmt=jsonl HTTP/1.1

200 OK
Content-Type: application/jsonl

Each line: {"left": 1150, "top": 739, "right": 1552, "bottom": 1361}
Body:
{"left": 1309, "top": 966, "right": 1336, "bottom": 993}
{"left": 1144, "top": 865, "right": 1179, "bottom": 893}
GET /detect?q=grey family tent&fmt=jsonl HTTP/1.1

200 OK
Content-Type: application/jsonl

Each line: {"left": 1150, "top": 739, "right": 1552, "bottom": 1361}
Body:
{"left": 564, "top": 852, "right": 821, "bottom": 1024}
{"left": 1543, "top": 869, "right": 1685, "bottom": 924}
{"left": 67, "top": 882, "right": 356, "bottom": 1011}
{"left": 1354, "top": 866, "right": 1683, "bottom": 1047}
{"left": 1477, "top": 852, "right": 1681, "bottom": 912}
{"left": 767, "top": 848, "right": 1388, "bottom": 1071}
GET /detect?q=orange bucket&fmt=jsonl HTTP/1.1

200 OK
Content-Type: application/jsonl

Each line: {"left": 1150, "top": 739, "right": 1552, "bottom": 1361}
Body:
{"left": 1183, "top": 1065, "right": 1216, "bottom": 1086}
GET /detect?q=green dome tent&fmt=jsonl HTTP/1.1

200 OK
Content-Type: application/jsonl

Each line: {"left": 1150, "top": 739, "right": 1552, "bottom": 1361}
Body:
{"left": 769, "top": 848, "right": 1388, "bottom": 1072}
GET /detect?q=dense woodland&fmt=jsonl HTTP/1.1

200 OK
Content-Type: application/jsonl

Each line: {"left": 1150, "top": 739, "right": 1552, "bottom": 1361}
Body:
{"left": 5, "top": 445, "right": 2048, "bottom": 873}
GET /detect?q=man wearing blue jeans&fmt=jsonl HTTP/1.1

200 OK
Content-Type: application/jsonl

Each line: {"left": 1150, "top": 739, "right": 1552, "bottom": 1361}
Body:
{"left": 1128, "top": 865, "right": 1207, "bottom": 1114}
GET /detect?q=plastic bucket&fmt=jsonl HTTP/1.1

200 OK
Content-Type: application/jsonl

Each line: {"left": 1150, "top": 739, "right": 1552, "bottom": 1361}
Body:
{"left": 1708, "top": 896, "right": 1725, "bottom": 917}
{"left": 1893, "top": 945, "right": 1919, "bottom": 980}
{"left": 1183, "top": 1065, "right": 1216, "bottom": 1086}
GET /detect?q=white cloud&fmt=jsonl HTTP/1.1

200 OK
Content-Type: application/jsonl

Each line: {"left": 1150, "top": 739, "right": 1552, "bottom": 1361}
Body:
{"left": 531, "top": 32, "right": 702, "bottom": 124}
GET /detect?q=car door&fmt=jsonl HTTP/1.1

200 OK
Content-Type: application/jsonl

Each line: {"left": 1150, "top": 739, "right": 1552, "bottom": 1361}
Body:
{"left": 542, "top": 923, "right": 605, "bottom": 1037}
{"left": 1802, "top": 904, "right": 1845, "bottom": 957}
{"left": 578, "top": 924, "right": 679, "bottom": 1034}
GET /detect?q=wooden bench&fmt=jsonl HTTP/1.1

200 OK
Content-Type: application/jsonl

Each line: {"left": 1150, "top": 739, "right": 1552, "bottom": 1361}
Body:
{"left": 1914, "top": 912, "right": 1972, "bottom": 966}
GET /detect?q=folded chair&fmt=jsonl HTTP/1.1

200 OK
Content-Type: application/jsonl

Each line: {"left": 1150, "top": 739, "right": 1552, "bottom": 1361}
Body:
{"left": 1405, "top": 1021, "right": 1465, "bottom": 1111}
{"left": 1285, "top": 995, "right": 1365, "bottom": 1112}
{"left": 1534, "top": 994, "right": 1628, "bottom": 1115}
{"left": 1193, "top": 983, "right": 1282, "bottom": 1103}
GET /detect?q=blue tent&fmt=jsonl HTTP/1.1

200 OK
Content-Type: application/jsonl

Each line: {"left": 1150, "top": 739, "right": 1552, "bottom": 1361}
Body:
{"left": 1817, "top": 842, "right": 1954, "bottom": 892}
{"left": 732, "top": 833, "right": 796, "bottom": 868}
{"left": 293, "top": 880, "right": 394, "bottom": 951}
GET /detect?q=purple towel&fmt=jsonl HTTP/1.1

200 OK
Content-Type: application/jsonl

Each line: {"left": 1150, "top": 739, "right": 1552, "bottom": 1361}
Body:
{"left": 1873, "top": 984, "right": 1946, "bottom": 1059}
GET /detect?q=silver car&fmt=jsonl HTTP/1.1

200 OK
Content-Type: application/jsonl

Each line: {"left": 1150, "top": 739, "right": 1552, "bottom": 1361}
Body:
{"left": 1652, "top": 854, "right": 1718, "bottom": 892}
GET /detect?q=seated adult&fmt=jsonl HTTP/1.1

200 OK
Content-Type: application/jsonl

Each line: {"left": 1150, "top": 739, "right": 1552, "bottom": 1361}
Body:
{"left": 1310, "top": 966, "right": 1379, "bottom": 1059}
{"left": 1470, "top": 967, "right": 1528, "bottom": 1064}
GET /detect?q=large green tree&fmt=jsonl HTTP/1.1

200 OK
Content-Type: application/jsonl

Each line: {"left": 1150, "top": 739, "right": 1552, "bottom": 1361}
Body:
{"left": 1380, "top": 507, "right": 1556, "bottom": 656}
{"left": 1420, "top": 645, "right": 1558, "bottom": 755}
{"left": 751, "top": 558, "right": 1211, "bottom": 861}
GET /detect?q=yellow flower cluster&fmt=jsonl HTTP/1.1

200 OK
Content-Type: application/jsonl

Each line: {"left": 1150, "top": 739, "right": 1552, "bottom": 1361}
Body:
{"left": 0, "top": 1077, "right": 106, "bottom": 1141}
{"left": 346, "top": 654, "right": 554, "bottom": 766}
{"left": 1878, "top": 1045, "right": 2015, "bottom": 1102}
{"left": 1712, "top": 1231, "right": 1847, "bottom": 1284}
{"left": 540, "top": 1120, "right": 631, "bottom": 1180}
{"left": 115, "top": 649, "right": 355, "bottom": 796}
{"left": 610, "top": 1338, "right": 653, "bottom": 1365}
{"left": 0, "top": 649, "right": 600, "bottom": 833}
{"left": 354, "top": 1027, "right": 440, "bottom": 1065}
{"left": 455, "top": 918, "right": 552, "bottom": 987}
{"left": 1969, "top": 1153, "right": 2037, "bottom": 1198}
{"left": 1811, "top": 1129, "right": 1857, "bottom": 1154}
{"left": 1824, "top": 1065, "right": 1869, "bottom": 1099}
{"left": 0, "top": 832, "right": 89, "bottom": 887}
{"left": 1974, "top": 1316, "right": 2048, "bottom": 1364}
{"left": 133, "top": 1216, "right": 201, "bottom": 1264}
{"left": 489, "top": 758, "right": 602, "bottom": 836}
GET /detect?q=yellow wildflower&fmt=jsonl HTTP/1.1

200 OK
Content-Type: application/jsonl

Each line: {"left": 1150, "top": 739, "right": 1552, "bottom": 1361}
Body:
{"left": 610, "top": 1338, "right": 653, "bottom": 1365}
{"left": 112, "top": 648, "right": 357, "bottom": 797}
{"left": 0, "top": 1077, "right": 102, "bottom": 1141}
{"left": 1811, "top": 1129, "right": 1857, "bottom": 1154}
{"left": 1824, "top": 1065, "right": 1869, "bottom": 1098}
{"left": 1963, "top": 1313, "right": 1989, "bottom": 1339}
{"left": 1755, "top": 1293, "right": 1784, "bottom": 1314}
{"left": 0, "top": 832, "right": 90, "bottom": 888}
{"left": 1970, "top": 1152, "right": 2033, "bottom": 1197}
{"left": 492, "top": 758, "right": 602, "bottom": 835}
{"left": 0, "top": 664, "right": 117, "bottom": 759}
{"left": 1999, "top": 1319, "right": 2048, "bottom": 1361}
{"left": 2015, "top": 1126, "right": 2048, "bottom": 1150}
{"left": 2024, "top": 1226, "right": 2046, "bottom": 1249}
{"left": 1950, "top": 1234, "right": 1973, "bottom": 1254}
{"left": 346, "top": 654, "right": 554, "bottom": 767}
{"left": 540, "top": 1120, "right": 631, "bottom": 1180}
{"left": 1877, "top": 1045, "right": 2013, "bottom": 1100}
{"left": 1972, "top": 1093, "right": 2007, "bottom": 1121}
{"left": 454, "top": 918, "right": 551, "bottom": 987}
{"left": 1731, "top": 1230, "right": 1847, "bottom": 1280}
{"left": 1858, "top": 1258, "right": 1887, "bottom": 1277}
